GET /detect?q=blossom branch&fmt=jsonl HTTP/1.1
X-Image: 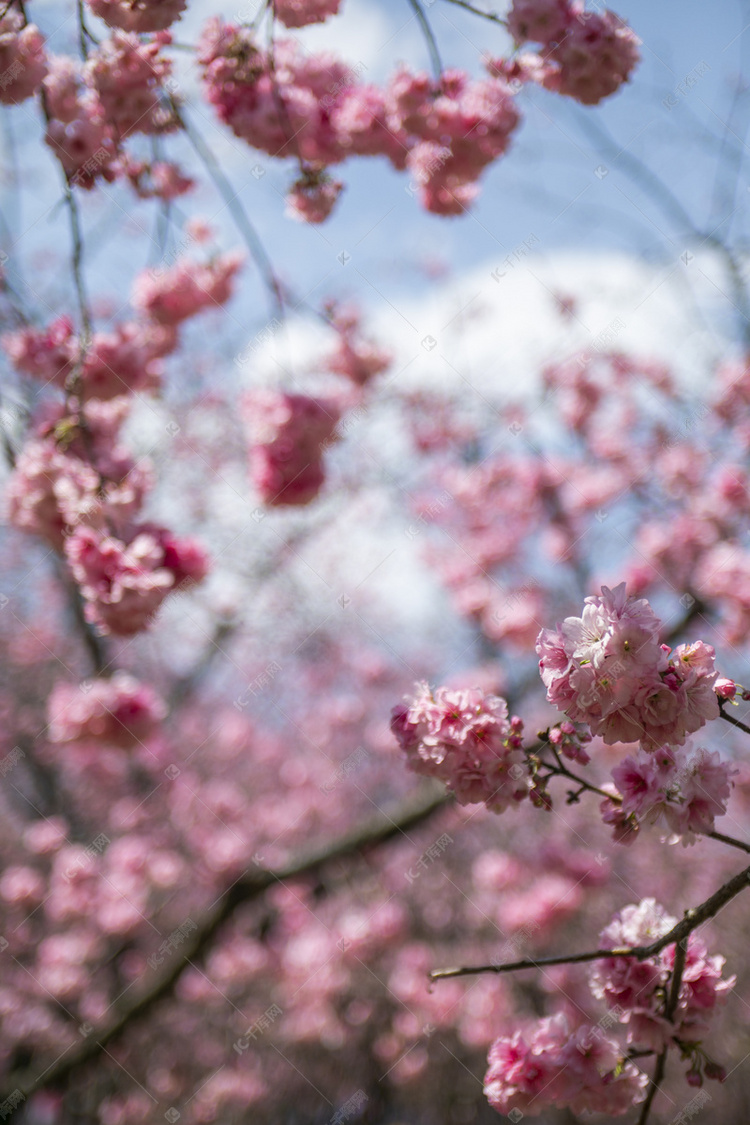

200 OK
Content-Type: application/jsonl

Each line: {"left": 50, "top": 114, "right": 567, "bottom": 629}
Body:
{"left": 430, "top": 859, "right": 750, "bottom": 980}
{"left": 633, "top": 937, "right": 688, "bottom": 1125}
{"left": 636, "top": 1050, "right": 667, "bottom": 1125}
{"left": 1, "top": 782, "right": 450, "bottom": 1106}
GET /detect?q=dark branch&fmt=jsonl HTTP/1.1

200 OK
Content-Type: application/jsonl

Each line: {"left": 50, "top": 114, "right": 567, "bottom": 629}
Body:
{"left": 2, "top": 783, "right": 451, "bottom": 1106}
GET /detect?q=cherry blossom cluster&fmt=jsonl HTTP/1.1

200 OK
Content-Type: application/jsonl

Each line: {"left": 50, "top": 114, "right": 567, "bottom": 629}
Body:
{"left": 286, "top": 169, "right": 344, "bottom": 224}
{"left": 272, "top": 0, "right": 341, "bottom": 28}
{"left": 604, "top": 745, "right": 736, "bottom": 846}
{"left": 3, "top": 249, "right": 240, "bottom": 399}
{"left": 242, "top": 390, "right": 340, "bottom": 506}
{"left": 47, "top": 673, "right": 166, "bottom": 748}
{"left": 84, "top": 32, "right": 174, "bottom": 139}
{"left": 536, "top": 583, "right": 721, "bottom": 749}
{"left": 4, "top": 315, "right": 174, "bottom": 399}
{"left": 85, "top": 0, "right": 187, "bottom": 33}
{"left": 6, "top": 400, "right": 208, "bottom": 634}
{"left": 43, "top": 55, "right": 119, "bottom": 189}
{"left": 198, "top": 4, "right": 636, "bottom": 220}
{"left": 323, "top": 303, "right": 392, "bottom": 387}
{"left": 6, "top": 400, "right": 150, "bottom": 546}
{"left": 131, "top": 250, "right": 243, "bottom": 327}
{"left": 505, "top": 0, "right": 640, "bottom": 105}
{"left": 546, "top": 720, "right": 592, "bottom": 764}
{"left": 591, "top": 899, "right": 734, "bottom": 1074}
{"left": 484, "top": 896, "right": 733, "bottom": 1118}
{"left": 0, "top": 9, "right": 47, "bottom": 105}
{"left": 66, "top": 522, "right": 208, "bottom": 635}
{"left": 43, "top": 32, "right": 175, "bottom": 191}
{"left": 390, "top": 683, "right": 529, "bottom": 812}
{"left": 483, "top": 1012, "right": 647, "bottom": 1117}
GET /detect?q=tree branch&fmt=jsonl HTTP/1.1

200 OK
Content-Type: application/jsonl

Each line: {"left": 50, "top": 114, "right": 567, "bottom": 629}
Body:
{"left": 430, "top": 860, "right": 750, "bottom": 980}
{"left": 636, "top": 1050, "right": 667, "bottom": 1125}
{"left": 2, "top": 783, "right": 451, "bottom": 1106}
{"left": 718, "top": 699, "right": 750, "bottom": 737}
{"left": 439, "top": 0, "right": 508, "bottom": 27}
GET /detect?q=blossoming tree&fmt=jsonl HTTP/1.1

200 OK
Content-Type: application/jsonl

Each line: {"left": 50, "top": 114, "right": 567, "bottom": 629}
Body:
{"left": 3, "top": 0, "right": 750, "bottom": 1122}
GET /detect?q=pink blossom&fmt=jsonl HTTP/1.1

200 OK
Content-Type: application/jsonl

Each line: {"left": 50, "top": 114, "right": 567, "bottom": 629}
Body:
{"left": 84, "top": 33, "right": 173, "bottom": 138}
{"left": 47, "top": 673, "right": 166, "bottom": 748}
{"left": 324, "top": 305, "right": 392, "bottom": 386}
{"left": 507, "top": 0, "right": 573, "bottom": 44}
{"left": 273, "top": 0, "right": 341, "bottom": 27}
{"left": 484, "top": 1013, "right": 646, "bottom": 1117}
{"left": 85, "top": 0, "right": 187, "bottom": 33}
{"left": 286, "top": 172, "right": 343, "bottom": 223}
{"left": 537, "top": 585, "right": 720, "bottom": 751}
{"left": 0, "top": 12, "right": 47, "bottom": 105}
{"left": 610, "top": 746, "right": 735, "bottom": 845}
{"left": 64, "top": 523, "right": 207, "bottom": 636}
{"left": 131, "top": 252, "right": 243, "bottom": 326}
{"left": 541, "top": 9, "right": 640, "bottom": 105}
{"left": 3, "top": 317, "right": 77, "bottom": 387}
{"left": 391, "top": 683, "right": 529, "bottom": 812}
{"left": 591, "top": 899, "right": 734, "bottom": 1052}
{"left": 243, "top": 390, "right": 339, "bottom": 506}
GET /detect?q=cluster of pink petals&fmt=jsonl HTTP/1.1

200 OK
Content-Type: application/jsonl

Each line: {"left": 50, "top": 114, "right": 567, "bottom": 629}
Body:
{"left": 198, "top": 21, "right": 520, "bottom": 217}
{"left": 0, "top": 11, "right": 47, "bottom": 105}
{"left": 324, "top": 305, "right": 392, "bottom": 387}
{"left": 43, "top": 35, "right": 174, "bottom": 190}
{"left": 3, "top": 315, "right": 77, "bottom": 388}
{"left": 2, "top": 317, "right": 176, "bottom": 399}
{"left": 131, "top": 252, "right": 243, "bottom": 326}
{"left": 82, "top": 320, "right": 176, "bottom": 399}
{"left": 122, "top": 157, "right": 194, "bottom": 201}
{"left": 47, "top": 673, "right": 166, "bottom": 748}
{"left": 272, "top": 0, "right": 341, "bottom": 28}
{"left": 43, "top": 55, "right": 118, "bottom": 189}
{"left": 64, "top": 523, "right": 208, "bottom": 635}
{"left": 506, "top": 0, "right": 640, "bottom": 105}
{"left": 484, "top": 1012, "right": 646, "bottom": 1117}
{"left": 243, "top": 390, "right": 339, "bottom": 506}
{"left": 7, "top": 397, "right": 208, "bottom": 633}
{"left": 590, "top": 899, "right": 735, "bottom": 1054}
{"left": 607, "top": 745, "right": 735, "bottom": 845}
{"left": 86, "top": 0, "right": 187, "bottom": 33}
{"left": 198, "top": 3, "right": 639, "bottom": 220}
{"left": 393, "top": 67, "right": 520, "bottom": 215}
{"left": 84, "top": 32, "right": 173, "bottom": 138}
{"left": 6, "top": 424, "right": 150, "bottom": 548}
{"left": 286, "top": 171, "right": 343, "bottom": 224}
{"left": 536, "top": 584, "right": 720, "bottom": 749}
{"left": 390, "top": 683, "right": 528, "bottom": 812}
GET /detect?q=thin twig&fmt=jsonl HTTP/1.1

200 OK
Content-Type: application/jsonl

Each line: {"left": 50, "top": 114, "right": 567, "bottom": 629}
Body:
{"left": 406, "top": 0, "right": 443, "bottom": 81}
{"left": 430, "top": 860, "right": 750, "bottom": 979}
{"left": 718, "top": 700, "right": 750, "bottom": 737}
{"left": 175, "top": 105, "right": 286, "bottom": 321}
{"left": 574, "top": 113, "right": 750, "bottom": 346}
{"left": 636, "top": 1050, "right": 667, "bottom": 1125}
{"left": 708, "top": 828, "right": 750, "bottom": 854}
{"left": 439, "top": 0, "right": 508, "bottom": 27}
